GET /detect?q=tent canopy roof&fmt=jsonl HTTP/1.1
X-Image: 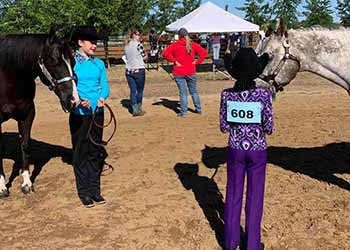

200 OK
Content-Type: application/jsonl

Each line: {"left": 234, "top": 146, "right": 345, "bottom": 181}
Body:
{"left": 166, "top": 1, "right": 259, "bottom": 33}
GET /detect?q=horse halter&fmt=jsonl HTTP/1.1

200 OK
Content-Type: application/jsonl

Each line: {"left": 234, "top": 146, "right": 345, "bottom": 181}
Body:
{"left": 38, "top": 55, "right": 76, "bottom": 91}
{"left": 261, "top": 39, "right": 300, "bottom": 92}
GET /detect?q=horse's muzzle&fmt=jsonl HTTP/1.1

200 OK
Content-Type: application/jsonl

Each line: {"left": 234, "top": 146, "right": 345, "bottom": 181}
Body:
{"left": 61, "top": 97, "right": 77, "bottom": 113}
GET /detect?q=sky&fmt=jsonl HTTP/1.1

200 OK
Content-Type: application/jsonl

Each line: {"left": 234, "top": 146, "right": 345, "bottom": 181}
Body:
{"left": 203, "top": 0, "right": 340, "bottom": 21}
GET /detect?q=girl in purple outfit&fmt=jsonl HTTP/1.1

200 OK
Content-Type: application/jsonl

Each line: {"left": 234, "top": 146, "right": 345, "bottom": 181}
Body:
{"left": 220, "top": 48, "right": 273, "bottom": 250}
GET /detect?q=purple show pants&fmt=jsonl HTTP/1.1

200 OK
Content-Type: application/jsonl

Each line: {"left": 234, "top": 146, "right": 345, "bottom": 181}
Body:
{"left": 224, "top": 147, "right": 267, "bottom": 250}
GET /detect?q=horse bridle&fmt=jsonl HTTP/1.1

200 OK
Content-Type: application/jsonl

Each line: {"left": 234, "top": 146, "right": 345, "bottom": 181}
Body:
{"left": 260, "top": 39, "right": 300, "bottom": 92}
{"left": 38, "top": 55, "right": 76, "bottom": 91}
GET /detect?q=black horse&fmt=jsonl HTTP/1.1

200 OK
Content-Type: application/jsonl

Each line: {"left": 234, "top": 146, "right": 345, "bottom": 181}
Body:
{"left": 0, "top": 28, "right": 79, "bottom": 198}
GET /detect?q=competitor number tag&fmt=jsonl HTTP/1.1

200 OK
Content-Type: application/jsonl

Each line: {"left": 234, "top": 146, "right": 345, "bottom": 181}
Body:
{"left": 227, "top": 101, "right": 262, "bottom": 124}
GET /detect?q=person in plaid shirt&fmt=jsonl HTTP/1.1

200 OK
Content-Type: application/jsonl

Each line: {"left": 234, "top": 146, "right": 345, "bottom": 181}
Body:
{"left": 124, "top": 29, "right": 148, "bottom": 116}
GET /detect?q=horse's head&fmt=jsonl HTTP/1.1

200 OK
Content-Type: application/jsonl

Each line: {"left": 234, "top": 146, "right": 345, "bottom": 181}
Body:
{"left": 38, "top": 28, "right": 79, "bottom": 112}
{"left": 260, "top": 19, "right": 300, "bottom": 91}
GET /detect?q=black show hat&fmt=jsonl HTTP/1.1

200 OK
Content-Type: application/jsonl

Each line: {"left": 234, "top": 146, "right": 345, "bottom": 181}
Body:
{"left": 226, "top": 48, "right": 268, "bottom": 81}
{"left": 71, "top": 26, "right": 98, "bottom": 43}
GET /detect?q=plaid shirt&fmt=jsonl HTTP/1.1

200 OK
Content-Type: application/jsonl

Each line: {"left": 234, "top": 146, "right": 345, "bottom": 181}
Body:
{"left": 125, "top": 42, "right": 146, "bottom": 74}
{"left": 137, "top": 43, "right": 146, "bottom": 57}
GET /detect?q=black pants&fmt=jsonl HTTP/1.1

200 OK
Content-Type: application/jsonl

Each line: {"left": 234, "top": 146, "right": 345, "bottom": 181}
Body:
{"left": 69, "top": 112, "right": 107, "bottom": 200}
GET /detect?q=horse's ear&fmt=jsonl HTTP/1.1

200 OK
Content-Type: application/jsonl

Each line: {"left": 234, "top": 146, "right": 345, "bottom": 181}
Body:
{"left": 47, "top": 27, "right": 58, "bottom": 44}
{"left": 275, "top": 18, "right": 287, "bottom": 37}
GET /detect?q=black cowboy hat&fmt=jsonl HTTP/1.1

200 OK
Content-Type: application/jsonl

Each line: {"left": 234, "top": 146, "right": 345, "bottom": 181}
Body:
{"left": 71, "top": 26, "right": 98, "bottom": 43}
{"left": 225, "top": 48, "right": 269, "bottom": 81}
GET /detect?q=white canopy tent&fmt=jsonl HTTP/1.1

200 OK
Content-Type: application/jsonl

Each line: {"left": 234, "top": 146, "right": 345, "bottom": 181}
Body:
{"left": 166, "top": 1, "right": 259, "bottom": 33}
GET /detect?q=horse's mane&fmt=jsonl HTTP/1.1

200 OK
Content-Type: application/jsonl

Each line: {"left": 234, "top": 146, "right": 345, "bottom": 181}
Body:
{"left": 0, "top": 34, "right": 48, "bottom": 73}
{"left": 291, "top": 26, "right": 350, "bottom": 32}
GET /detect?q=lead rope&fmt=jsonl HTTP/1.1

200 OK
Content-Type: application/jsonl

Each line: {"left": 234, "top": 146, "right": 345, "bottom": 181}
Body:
{"left": 86, "top": 103, "right": 117, "bottom": 175}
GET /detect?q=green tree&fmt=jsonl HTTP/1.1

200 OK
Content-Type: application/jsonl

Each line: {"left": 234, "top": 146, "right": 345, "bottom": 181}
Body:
{"left": 272, "top": 0, "right": 302, "bottom": 28}
{"left": 303, "top": 0, "right": 333, "bottom": 27}
{"left": 236, "top": 0, "right": 271, "bottom": 27}
{"left": 116, "top": 0, "right": 153, "bottom": 32}
{"left": 177, "top": 0, "right": 200, "bottom": 17}
{"left": 337, "top": 0, "right": 350, "bottom": 26}
{"left": 145, "top": 0, "right": 179, "bottom": 32}
{"left": 0, "top": 0, "right": 101, "bottom": 34}
{"left": 0, "top": 0, "right": 155, "bottom": 35}
{"left": 0, "top": 0, "right": 40, "bottom": 33}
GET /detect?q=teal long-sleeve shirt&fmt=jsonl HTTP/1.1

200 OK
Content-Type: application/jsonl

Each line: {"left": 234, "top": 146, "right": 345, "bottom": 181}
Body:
{"left": 72, "top": 51, "right": 110, "bottom": 115}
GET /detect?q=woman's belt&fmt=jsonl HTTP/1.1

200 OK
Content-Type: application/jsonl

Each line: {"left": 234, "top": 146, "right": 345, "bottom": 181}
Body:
{"left": 126, "top": 68, "right": 145, "bottom": 74}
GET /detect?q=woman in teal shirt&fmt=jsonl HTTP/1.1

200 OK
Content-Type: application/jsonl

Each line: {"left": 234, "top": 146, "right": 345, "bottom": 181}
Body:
{"left": 70, "top": 26, "right": 110, "bottom": 208}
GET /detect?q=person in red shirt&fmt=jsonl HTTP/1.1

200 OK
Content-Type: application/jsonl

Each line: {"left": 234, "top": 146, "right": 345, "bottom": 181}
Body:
{"left": 162, "top": 28, "right": 208, "bottom": 117}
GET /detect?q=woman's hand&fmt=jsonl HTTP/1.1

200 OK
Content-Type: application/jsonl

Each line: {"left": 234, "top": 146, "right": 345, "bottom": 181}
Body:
{"left": 175, "top": 61, "right": 182, "bottom": 66}
{"left": 97, "top": 98, "right": 105, "bottom": 108}
{"left": 80, "top": 99, "right": 91, "bottom": 108}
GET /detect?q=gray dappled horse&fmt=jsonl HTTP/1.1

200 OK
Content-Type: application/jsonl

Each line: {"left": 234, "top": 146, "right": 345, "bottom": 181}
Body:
{"left": 0, "top": 29, "right": 79, "bottom": 198}
{"left": 259, "top": 19, "right": 350, "bottom": 94}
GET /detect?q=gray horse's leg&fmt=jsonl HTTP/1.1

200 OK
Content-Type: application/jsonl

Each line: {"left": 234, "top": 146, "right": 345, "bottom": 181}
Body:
{"left": 0, "top": 124, "right": 9, "bottom": 197}
{"left": 18, "top": 105, "right": 35, "bottom": 194}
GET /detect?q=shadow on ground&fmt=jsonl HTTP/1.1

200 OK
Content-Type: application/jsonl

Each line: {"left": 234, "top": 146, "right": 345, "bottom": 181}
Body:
{"left": 199, "top": 142, "right": 350, "bottom": 191}
{"left": 152, "top": 98, "right": 197, "bottom": 114}
{"left": 152, "top": 98, "right": 180, "bottom": 114}
{"left": 1, "top": 132, "right": 72, "bottom": 190}
{"left": 174, "top": 162, "right": 225, "bottom": 248}
{"left": 175, "top": 142, "right": 350, "bottom": 249}
{"left": 120, "top": 99, "right": 133, "bottom": 114}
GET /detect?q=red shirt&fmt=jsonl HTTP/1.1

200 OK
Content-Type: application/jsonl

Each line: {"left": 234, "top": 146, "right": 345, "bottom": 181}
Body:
{"left": 162, "top": 38, "right": 208, "bottom": 76}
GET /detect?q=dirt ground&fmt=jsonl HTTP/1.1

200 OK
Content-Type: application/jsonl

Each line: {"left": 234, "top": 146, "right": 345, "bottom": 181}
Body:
{"left": 0, "top": 65, "right": 350, "bottom": 250}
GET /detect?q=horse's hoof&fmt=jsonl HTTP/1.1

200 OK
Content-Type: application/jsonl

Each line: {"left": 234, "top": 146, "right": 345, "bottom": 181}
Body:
{"left": 0, "top": 189, "right": 9, "bottom": 198}
{"left": 21, "top": 185, "right": 32, "bottom": 194}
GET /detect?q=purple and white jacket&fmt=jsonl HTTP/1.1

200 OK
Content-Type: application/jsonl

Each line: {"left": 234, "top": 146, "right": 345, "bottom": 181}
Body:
{"left": 220, "top": 87, "right": 274, "bottom": 151}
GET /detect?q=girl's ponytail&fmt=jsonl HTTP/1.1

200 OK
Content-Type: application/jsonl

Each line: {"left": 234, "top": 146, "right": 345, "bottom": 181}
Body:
{"left": 185, "top": 35, "right": 192, "bottom": 54}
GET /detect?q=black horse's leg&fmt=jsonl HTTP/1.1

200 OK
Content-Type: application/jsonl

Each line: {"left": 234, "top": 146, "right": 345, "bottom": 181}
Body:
{"left": 18, "top": 105, "right": 35, "bottom": 194}
{"left": 0, "top": 124, "right": 9, "bottom": 197}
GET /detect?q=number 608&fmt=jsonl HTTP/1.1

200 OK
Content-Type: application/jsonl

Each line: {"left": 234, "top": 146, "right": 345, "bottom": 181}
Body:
{"left": 231, "top": 109, "right": 254, "bottom": 119}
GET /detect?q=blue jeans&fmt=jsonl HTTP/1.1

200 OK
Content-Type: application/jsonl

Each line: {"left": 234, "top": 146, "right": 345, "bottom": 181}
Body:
{"left": 174, "top": 75, "right": 201, "bottom": 115}
{"left": 126, "top": 69, "right": 145, "bottom": 113}
{"left": 212, "top": 44, "right": 220, "bottom": 60}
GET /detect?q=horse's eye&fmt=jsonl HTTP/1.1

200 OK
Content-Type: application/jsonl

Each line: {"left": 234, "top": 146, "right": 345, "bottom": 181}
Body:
{"left": 49, "top": 56, "right": 60, "bottom": 64}
{"left": 43, "top": 55, "right": 59, "bottom": 66}
{"left": 268, "top": 52, "right": 274, "bottom": 61}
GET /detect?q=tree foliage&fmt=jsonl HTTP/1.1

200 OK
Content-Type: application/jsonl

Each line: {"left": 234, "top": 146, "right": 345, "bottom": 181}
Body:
{"left": 145, "top": 0, "right": 201, "bottom": 32}
{"left": 0, "top": 0, "right": 203, "bottom": 35}
{"left": 145, "top": 0, "right": 179, "bottom": 32}
{"left": 0, "top": 0, "right": 125, "bottom": 34}
{"left": 337, "top": 0, "right": 350, "bottom": 26}
{"left": 0, "top": 0, "right": 156, "bottom": 35}
{"left": 3, "top": 0, "right": 343, "bottom": 37}
{"left": 116, "top": 0, "right": 153, "bottom": 32}
{"left": 303, "top": 0, "right": 333, "bottom": 27}
{"left": 177, "top": 0, "right": 200, "bottom": 17}
{"left": 271, "top": 0, "right": 302, "bottom": 28}
{"left": 236, "top": 0, "right": 271, "bottom": 28}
